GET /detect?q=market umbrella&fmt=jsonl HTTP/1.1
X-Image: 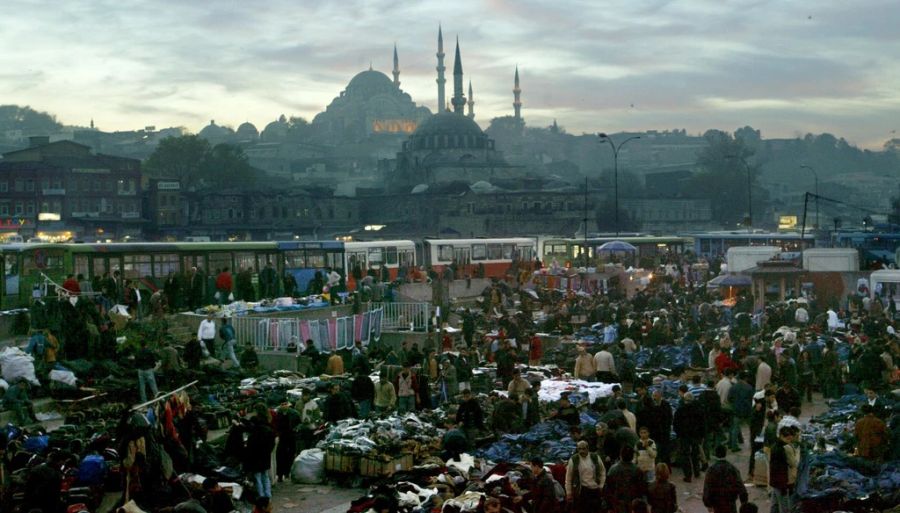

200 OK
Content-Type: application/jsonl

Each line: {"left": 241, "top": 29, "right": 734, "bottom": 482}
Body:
{"left": 706, "top": 273, "right": 752, "bottom": 289}
{"left": 597, "top": 240, "right": 637, "bottom": 252}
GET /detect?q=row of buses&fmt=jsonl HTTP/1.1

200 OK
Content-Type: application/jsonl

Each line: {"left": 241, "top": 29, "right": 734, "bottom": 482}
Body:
{"left": 2, "top": 232, "right": 852, "bottom": 309}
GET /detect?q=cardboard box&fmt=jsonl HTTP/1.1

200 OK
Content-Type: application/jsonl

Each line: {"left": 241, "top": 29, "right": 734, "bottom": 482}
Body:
{"left": 359, "top": 453, "right": 414, "bottom": 477}
{"left": 324, "top": 449, "right": 358, "bottom": 473}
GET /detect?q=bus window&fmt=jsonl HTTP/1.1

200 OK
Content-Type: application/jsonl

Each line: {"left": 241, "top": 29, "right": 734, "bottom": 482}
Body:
{"left": 398, "top": 249, "right": 414, "bottom": 268}
{"left": 208, "top": 253, "right": 232, "bottom": 273}
{"left": 74, "top": 255, "right": 90, "bottom": 278}
{"left": 472, "top": 244, "right": 486, "bottom": 261}
{"left": 306, "top": 252, "right": 325, "bottom": 268}
{"left": 438, "top": 245, "right": 454, "bottom": 262}
{"left": 4, "top": 253, "right": 18, "bottom": 297}
{"left": 284, "top": 250, "right": 306, "bottom": 268}
{"left": 23, "top": 250, "right": 63, "bottom": 275}
{"left": 385, "top": 247, "right": 398, "bottom": 266}
{"left": 123, "top": 254, "right": 152, "bottom": 279}
{"left": 487, "top": 244, "right": 502, "bottom": 260}
{"left": 502, "top": 244, "right": 514, "bottom": 260}
{"left": 153, "top": 254, "right": 179, "bottom": 278}
{"left": 367, "top": 247, "right": 384, "bottom": 265}
{"left": 234, "top": 252, "right": 256, "bottom": 272}
{"left": 326, "top": 251, "right": 343, "bottom": 272}
{"left": 519, "top": 246, "right": 534, "bottom": 261}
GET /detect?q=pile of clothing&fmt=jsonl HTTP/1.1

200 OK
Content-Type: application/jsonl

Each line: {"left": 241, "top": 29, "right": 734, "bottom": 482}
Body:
{"left": 321, "top": 413, "right": 446, "bottom": 460}
{"left": 475, "top": 420, "right": 575, "bottom": 464}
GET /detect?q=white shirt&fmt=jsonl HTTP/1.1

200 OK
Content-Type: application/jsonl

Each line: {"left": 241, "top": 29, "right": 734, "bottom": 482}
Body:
{"left": 716, "top": 377, "right": 733, "bottom": 407}
{"left": 593, "top": 350, "right": 616, "bottom": 374}
{"left": 197, "top": 319, "right": 217, "bottom": 340}
{"left": 755, "top": 361, "right": 772, "bottom": 391}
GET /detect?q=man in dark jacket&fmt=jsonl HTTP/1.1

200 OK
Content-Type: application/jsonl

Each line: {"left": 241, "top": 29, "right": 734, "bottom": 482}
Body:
{"left": 768, "top": 425, "right": 798, "bottom": 513}
{"left": 698, "top": 383, "right": 723, "bottom": 468}
{"left": 456, "top": 389, "right": 484, "bottom": 443}
{"left": 702, "top": 445, "right": 748, "bottom": 513}
{"left": 351, "top": 369, "right": 375, "bottom": 418}
{"left": 727, "top": 373, "right": 755, "bottom": 451}
{"left": 550, "top": 394, "right": 581, "bottom": 427}
{"left": 322, "top": 383, "right": 355, "bottom": 423}
{"left": 673, "top": 393, "right": 704, "bottom": 482}
{"left": 24, "top": 451, "right": 64, "bottom": 513}
{"left": 243, "top": 413, "right": 276, "bottom": 499}
{"left": 528, "top": 457, "right": 559, "bottom": 513}
{"left": 604, "top": 446, "right": 646, "bottom": 513}
{"left": 135, "top": 339, "right": 159, "bottom": 403}
{"left": 643, "top": 389, "right": 673, "bottom": 464}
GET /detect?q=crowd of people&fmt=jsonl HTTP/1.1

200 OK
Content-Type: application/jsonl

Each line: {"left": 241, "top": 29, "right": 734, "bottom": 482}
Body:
{"left": 2, "top": 252, "right": 898, "bottom": 513}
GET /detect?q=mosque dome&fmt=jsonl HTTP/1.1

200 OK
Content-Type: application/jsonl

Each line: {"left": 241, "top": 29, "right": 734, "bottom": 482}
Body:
{"left": 198, "top": 120, "right": 233, "bottom": 141}
{"left": 236, "top": 122, "right": 259, "bottom": 139}
{"left": 470, "top": 181, "right": 495, "bottom": 193}
{"left": 346, "top": 69, "right": 397, "bottom": 97}
{"left": 407, "top": 113, "right": 488, "bottom": 151}
{"left": 261, "top": 116, "right": 289, "bottom": 142}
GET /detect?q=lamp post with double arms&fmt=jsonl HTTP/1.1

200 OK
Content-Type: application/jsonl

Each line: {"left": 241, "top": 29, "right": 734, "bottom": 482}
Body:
{"left": 800, "top": 165, "right": 819, "bottom": 229}
{"left": 597, "top": 133, "right": 641, "bottom": 236}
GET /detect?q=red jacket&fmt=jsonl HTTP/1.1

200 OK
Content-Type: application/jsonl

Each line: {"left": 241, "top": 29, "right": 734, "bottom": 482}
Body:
{"left": 215, "top": 272, "right": 232, "bottom": 292}
{"left": 529, "top": 336, "right": 543, "bottom": 361}
{"left": 62, "top": 278, "right": 80, "bottom": 294}
{"left": 715, "top": 352, "right": 739, "bottom": 375}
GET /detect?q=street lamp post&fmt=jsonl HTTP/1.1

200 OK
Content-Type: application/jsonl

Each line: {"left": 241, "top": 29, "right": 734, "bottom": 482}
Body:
{"left": 799, "top": 165, "right": 819, "bottom": 229}
{"left": 726, "top": 155, "right": 753, "bottom": 233}
{"left": 597, "top": 133, "right": 640, "bottom": 236}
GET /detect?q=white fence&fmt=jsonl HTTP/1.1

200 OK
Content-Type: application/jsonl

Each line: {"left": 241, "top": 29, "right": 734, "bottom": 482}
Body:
{"left": 376, "top": 302, "right": 431, "bottom": 332}
{"left": 233, "top": 307, "right": 383, "bottom": 352}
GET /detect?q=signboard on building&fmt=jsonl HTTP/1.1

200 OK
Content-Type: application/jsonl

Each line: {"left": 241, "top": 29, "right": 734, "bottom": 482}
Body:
{"left": 0, "top": 218, "right": 30, "bottom": 230}
{"left": 157, "top": 181, "right": 181, "bottom": 190}
{"left": 72, "top": 168, "right": 111, "bottom": 174}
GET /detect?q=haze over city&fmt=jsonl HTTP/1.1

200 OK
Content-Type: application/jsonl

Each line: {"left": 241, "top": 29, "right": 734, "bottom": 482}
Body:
{"left": 2, "top": 0, "right": 899, "bottom": 148}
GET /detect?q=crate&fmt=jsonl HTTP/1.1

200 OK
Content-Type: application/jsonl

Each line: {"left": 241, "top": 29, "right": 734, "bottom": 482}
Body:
{"left": 325, "top": 449, "right": 359, "bottom": 474}
{"left": 359, "top": 453, "right": 413, "bottom": 477}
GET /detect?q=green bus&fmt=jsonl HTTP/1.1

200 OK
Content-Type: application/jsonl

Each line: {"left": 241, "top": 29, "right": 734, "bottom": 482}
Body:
{"left": 0, "top": 241, "right": 345, "bottom": 309}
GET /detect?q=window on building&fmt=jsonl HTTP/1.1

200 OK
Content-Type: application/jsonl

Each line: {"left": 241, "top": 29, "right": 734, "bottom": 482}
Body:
{"left": 51, "top": 179, "right": 62, "bottom": 189}
{"left": 41, "top": 179, "right": 49, "bottom": 190}
{"left": 25, "top": 180, "right": 34, "bottom": 192}
{"left": 0, "top": 181, "right": 7, "bottom": 192}
{"left": 14, "top": 180, "right": 23, "bottom": 192}
{"left": 0, "top": 203, "right": 8, "bottom": 216}
{"left": 14, "top": 202, "right": 23, "bottom": 215}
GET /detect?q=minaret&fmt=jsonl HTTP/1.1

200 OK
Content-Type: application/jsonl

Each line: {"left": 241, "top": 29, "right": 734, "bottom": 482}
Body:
{"left": 467, "top": 81, "right": 475, "bottom": 119}
{"left": 392, "top": 43, "right": 400, "bottom": 87}
{"left": 451, "top": 38, "right": 466, "bottom": 115}
{"left": 436, "top": 26, "right": 446, "bottom": 113}
{"left": 513, "top": 65, "right": 522, "bottom": 121}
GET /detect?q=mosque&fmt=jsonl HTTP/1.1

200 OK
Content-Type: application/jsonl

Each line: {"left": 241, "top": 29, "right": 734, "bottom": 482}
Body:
{"left": 388, "top": 27, "right": 525, "bottom": 192}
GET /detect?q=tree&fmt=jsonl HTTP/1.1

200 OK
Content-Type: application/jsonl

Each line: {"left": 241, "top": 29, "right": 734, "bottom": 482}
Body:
{"left": 0, "top": 105, "right": 62, "bottom": 134}
{"left": 200, "top": 143, "right": 257, "bottom": 187}
{"left": 691, "top": 130, "right": 766, "bottom": 228}
{"left": 143, "top": 135, "right": 210, "bottom": 188}
{"left": 144, "top": 136, "right": 257, "bottom": 189}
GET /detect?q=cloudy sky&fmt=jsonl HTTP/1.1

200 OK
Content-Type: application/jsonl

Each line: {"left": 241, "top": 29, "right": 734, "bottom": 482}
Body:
{"left": 2, "top": 0, "right": 899, "bottom": 148}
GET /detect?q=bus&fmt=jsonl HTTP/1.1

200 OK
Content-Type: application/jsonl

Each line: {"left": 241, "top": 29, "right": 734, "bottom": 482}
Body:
{"left": 422, "top": 238, "right": 537, "bottom": 278}
{"left": 691, "top": 231, "right": 814, "bottom": 259}
{"left": 0, "top": 241, "right": 345, "bottom": 309}
{"left": 345, "top": 240, "right": 416, "bottom": 287}
{"left": 539, "top": 235, "right": 690, "bottom": 266}
{"left": 832, "top": 231, "right": 900, "bottom": 269}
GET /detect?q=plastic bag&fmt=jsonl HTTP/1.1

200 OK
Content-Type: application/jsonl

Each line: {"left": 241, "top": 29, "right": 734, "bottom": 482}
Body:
{"left": 228, "top": 292, "right": 234, "bottom": 302}
{"left": 49, "top": 370, "right": 77, "bottom": 387}
{"left": 291, "top": 449, "right": 325, "bottom": 484}
{"left": 0, "top": 347, "right": 39, "bottom": 386}
{"left": 77, "top": 454, "right": 108, "bottom": 486}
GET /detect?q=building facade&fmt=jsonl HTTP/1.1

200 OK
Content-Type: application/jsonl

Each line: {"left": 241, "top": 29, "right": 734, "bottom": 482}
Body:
{"left": 0, "top": 138, "right": 143, "bottom": 241}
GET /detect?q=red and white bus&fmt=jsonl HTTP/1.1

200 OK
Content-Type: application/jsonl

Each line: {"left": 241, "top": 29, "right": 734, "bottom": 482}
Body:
{"left": 422, "top": 238, "right": 537, "bottom": 279}
{"left": 345, "top": 240, "right": 416, "bottom": 288}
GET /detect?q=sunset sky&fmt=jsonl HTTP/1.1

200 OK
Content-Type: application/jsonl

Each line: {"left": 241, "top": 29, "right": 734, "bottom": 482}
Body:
{"left": 2, "top": 0, "right": 898, "bottom": 148}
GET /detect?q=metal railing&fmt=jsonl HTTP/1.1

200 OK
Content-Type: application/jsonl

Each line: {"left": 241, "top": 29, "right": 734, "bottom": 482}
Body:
{"left": 375, "top": 301, "right": 431, "bottom": 332}
{"left": 232, "top": 306, "right": 383, "bottom": 352}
